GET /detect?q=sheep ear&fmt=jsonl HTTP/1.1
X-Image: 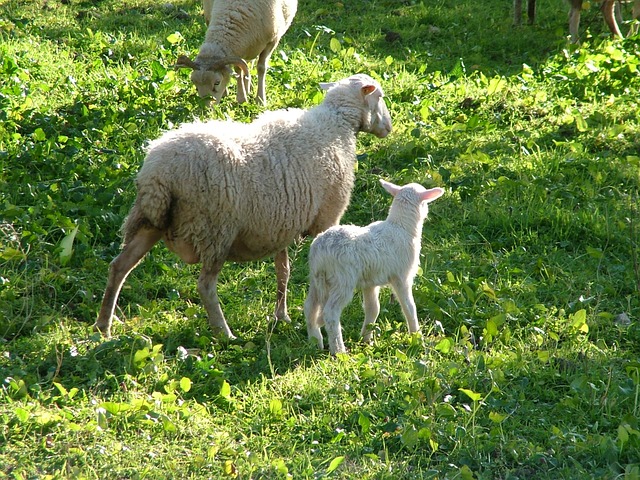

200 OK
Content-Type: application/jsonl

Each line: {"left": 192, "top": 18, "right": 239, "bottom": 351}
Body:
{"left": 175, "top": 55, "right": 198, "bottom": 70}
{"left": 319, "top": 81, "right": 336, "bottom": 91}
{"left": 361, "top": 85, "right": 377, "bottom": 96}
{"left": 421, "top": 187, "right": 445, "bottom": 203}
{"left": 379, "top": 179, "right": 402, "bottom": 197}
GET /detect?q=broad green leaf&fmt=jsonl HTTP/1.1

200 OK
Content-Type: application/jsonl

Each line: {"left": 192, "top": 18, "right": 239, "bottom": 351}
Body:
{"left": 219, "top": 380, "right": 231, "bottom": 399}
{"left": 329, "top": 37, "right": 341, "bottom": 53}
{"left": 570, "top": 309, "right": 588, "bottom": 333}
{"left": 326, "top": 456, "right": 344, "bottom": 474}
{"left": 402, "top": 425, "right": 419, "bottom": 448}
{"left": 459, "top": 388, "right": 482, "bottom": 402}
{"left": 618, "top": 424, "right": 629, "bottom": 445}
{"left": 460, "top": 464, "right": 475, "bottom": 480}
{"left": 358, "top": 412, "right": 371, "bottom": 433}
{"left": 166, "top": 32, "right": 183, "bottom": 45}
{"left": 574, "top": 112, "right": 588, "bottom": 132}
{"left": 486, "top": 319, "right": 498, "bottom": 336}
{"left": 434, "top": 337, "right": 453, "bottom": 354}
{"left": 269, "top": 398, "right": 283, "bottom": 417}
{"left": 101, "top": 402, "right": 132, "bottom": 415}
{"left": 586, "top": 246, "right": 603, "bottom": 259}
{"left": 53, "top": 382, "right": 68, "bottom": 396}
{"left": 222, "top": 459, "right": 237, "bottom": 477}
{"left": 133, "top": 348, "right": 150, "bottom": 366}
{"left": 489, "top": 411, "right": 507, "bottom": 423}
{"left": 15, "top": 407, "right": 29, "bottom": 422}
{"left": 487, "top": 77, "right": 506, "bottom": 96}
{"left": 0, "top": 247, "right": 26, "bottom": 261}
{"left": 32, "top": 128, "right": 46, "bottom": 141}
{"left": 180, "top": 377, "right": 192, "bottom": 393}
{"left": 59, "top": 224, "right": 79, "bottom": 266}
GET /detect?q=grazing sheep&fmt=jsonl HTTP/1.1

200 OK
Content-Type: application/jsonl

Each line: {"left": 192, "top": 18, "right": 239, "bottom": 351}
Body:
{"left": 304, "top": 179, "right": 445, "bottom": 355}
{"left": 176, "top": 0, "right": 298, "bottom": 105}
{"left": 94, "top": 74, "right": 392, "bottom": 339}
{"left": 514, "top": 0, "right": 639, "bottom": 42}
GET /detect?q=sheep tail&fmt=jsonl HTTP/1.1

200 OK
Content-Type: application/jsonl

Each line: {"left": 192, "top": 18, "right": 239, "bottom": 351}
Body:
{"left": 121, "top": 180, "right": 172, "bottom": 245}
{"left": 305, "top": 270, "right": 326, "bottom": 330}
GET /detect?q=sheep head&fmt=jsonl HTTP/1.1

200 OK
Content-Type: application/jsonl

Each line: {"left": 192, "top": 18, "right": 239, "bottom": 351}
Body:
{"left": 320, "top": 74, "right": 392, "bottom": 139}
{"left": 175, "top": 55, "right": 250, "bottom": 103}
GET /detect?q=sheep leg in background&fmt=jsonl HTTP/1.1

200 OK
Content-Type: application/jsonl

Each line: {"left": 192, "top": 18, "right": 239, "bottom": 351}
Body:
{"left": 568, "top": 0, "right": 582, "bottom": 42}
{"left": 256, "top": 40, "right": 277, "bottom": 105}
{"left": 526, "top": 0, "right": 536, "bottom": 24}
{"left": 602, "top": 0, "right": 623, "bottom": 37}
{"left": 234, "top": 65, "right": 249, "bottom": 103}
{"left": 390, "top": 279, "right": 421, "bottom": 336}
{"left": 513, "top": 0, "right": 535, "bottom": 25}
{"left": 198, "top": 261, "right": 236, "bottom": 339}
{"left": 633, "top": 0, "right": 640, "bottom": 36}
{"left": 514, "top": 0, "right": 523, "bottom": 25}
{"left": 94, "top": 228, "right": 162, "bottom": 337}
{"left": 360, "top": 286, "right": 381, "bottom": 344}
{"left": 274, "top": 249, "right": 291, "bottom": 322}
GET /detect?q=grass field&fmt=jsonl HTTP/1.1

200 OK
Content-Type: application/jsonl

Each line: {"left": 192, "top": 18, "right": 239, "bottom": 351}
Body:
{"left": 1, "top": 0, "right": 640, "bottom": 478}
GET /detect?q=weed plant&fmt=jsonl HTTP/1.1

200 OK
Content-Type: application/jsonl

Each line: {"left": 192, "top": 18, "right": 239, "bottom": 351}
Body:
{"left": 1, "top": 0, "right": 639, "bottom": 478}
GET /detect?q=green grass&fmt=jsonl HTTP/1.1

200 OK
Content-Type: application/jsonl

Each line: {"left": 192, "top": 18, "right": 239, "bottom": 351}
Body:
{"left": 1, "top": 0, "right": 640, "bottom": 478}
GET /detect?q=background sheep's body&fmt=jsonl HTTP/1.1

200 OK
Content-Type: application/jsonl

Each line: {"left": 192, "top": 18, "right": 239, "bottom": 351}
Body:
{"left": 305, "top": 180, "right": 444, "bottom": 355}
{"left": 514, "top": 0, "right": 639, "bottom": 42}
{"left": 177, "top": 0, "right": 298, "bottom": 104}
{"left": 95, "top": 74, "right": 392, "bottom": 339}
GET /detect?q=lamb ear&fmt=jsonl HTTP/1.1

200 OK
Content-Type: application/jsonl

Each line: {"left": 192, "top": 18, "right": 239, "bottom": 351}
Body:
{"left": 379, "top": 179, "right": 402, "bottom": 197}
{"left": 421, "top": 187, "right": 445, "bottom": 203}
{"left": 175, "top": 55, "right": 198, "bottom": 70}
{"left": 319, "top": 81, "right": 336, "bottom": 91}
{"left": 361, "top": 84, "right": 377, "bottom": 95}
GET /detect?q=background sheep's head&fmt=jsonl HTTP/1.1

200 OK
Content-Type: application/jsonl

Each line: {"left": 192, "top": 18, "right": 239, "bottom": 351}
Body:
{"left": 175, "top": 55, "right": 249, "bottom": 103}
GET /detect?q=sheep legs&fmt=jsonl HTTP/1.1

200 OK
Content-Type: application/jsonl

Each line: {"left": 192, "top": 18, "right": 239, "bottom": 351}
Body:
{"left": 198, "top": 261, "right": 236, "bottom": 339}
{"left": 234, "top": 65, "right": 251, "bottom": 104}
{"left": 361, "top": 286, "right": 381, "bottom": 344}
{"left": 256, "top": 41, "right": 277, "bottom": 106}
{"left": 323, "top": 302, "right": 348, "bottom": 355}
{"left": 274, "top": 249, "right": 291, "bottom": 323}
{"left": 305, "top": 283, "right": 352, "bottom": 354}
{"left": 94, "top": 227, "right": 162, "bottom": 338}
{"left": 513, "top": 0, "right": 536, "bottom": 26}
{"left": 390, "top": 279, "right": 421, "bottom": 336}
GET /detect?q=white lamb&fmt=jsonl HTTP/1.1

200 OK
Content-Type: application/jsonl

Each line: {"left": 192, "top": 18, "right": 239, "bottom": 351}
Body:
{"left": 176, "top": 0, "right": 298, "bottom": 105}
{"left": 94, "top": 74, "right": 392, "bottom": 339}
{"left": 304, "top": 179, "right": 444, "bottom": 355}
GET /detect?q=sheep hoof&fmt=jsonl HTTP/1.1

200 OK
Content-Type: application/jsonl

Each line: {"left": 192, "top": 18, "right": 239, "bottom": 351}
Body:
{"left": 92, "top": 323, "right": 111, "bottom": 339}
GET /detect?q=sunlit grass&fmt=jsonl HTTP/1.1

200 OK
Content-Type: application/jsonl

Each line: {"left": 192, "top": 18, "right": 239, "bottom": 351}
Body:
{"left": 1, "top": 0, "right": 640, "bottom": 478}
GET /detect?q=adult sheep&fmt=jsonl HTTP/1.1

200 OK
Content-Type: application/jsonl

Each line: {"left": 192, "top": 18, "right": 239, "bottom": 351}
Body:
{"left": 176, "top": 0, "right": 298, "bottom": 105}
{"left": 94, "top": 74, "right": 393, "bottom": 339}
